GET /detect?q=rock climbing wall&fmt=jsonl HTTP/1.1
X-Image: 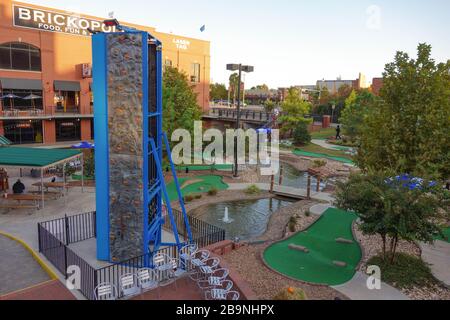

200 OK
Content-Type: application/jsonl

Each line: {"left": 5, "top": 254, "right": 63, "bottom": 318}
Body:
{"left": 107, "top": 33, "right": 145, "bottom": 262}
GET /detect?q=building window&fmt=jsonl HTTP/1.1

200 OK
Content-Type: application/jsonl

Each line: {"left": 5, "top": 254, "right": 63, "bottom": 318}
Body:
{"left": 190, "top": 63, "right": 200, "bottom": 83}
{"left": 55, "top": 119, "right": 81, "bottom": 142}
{"left": 0, "top": 42, "right": 41, "bottom": 71}
{"left": 54, "top": 91, "right": 80, "bottom": 113}
{"left": 3, "top": 120, "right": 43, "bottom": 144}
{"left": 0, "top": 89, "right": 43, "bottom": 110}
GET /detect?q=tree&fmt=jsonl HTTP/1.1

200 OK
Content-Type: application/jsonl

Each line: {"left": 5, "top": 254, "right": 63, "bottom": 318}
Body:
{"left": 256, "top": 84, "right": 269, "bottom": 91}
{"left": 339, "top": 89, "right": 376, "bottom": 141}
{"left": 163, "top": 66, "right": 202, "bottom": 139}
{"left": 84, "top": 152, "right": 95, "bottom": 178}
{"left": 229, "top": 73, "right": 240, "bottom": 105}
{"left": 278, "top": 87, "right": 312, "bottom": 135}
{"left": 264, "top": 99, "right": 276, "bottom": 113}
{"left": 336, "top": 171, "right": 449, "bottom": 263}
{"left": 357, "top": 43, "right": 450, "bottom": 181}
{"left": 210, "top": 83, "right": 228, "bottom": 101}
{"left": 293, "top": 122, "right": 311, "bottom": 146}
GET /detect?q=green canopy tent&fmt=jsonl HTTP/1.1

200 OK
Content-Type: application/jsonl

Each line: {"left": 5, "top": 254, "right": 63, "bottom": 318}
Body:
{"left": 0, "top": 135, "right": 12, "bottom": 146}
{"left": 0, "top": 147, "right": 83, "bottom": 209}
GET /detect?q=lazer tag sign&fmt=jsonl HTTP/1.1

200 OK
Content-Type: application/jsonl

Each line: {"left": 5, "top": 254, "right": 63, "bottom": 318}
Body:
{"left": 13, "top": 5, "right": 118, "bottom": 36}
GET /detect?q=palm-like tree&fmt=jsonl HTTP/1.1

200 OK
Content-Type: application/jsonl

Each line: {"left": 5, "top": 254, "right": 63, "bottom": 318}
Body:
{"left": 229, "top": 73, "right": 240, "bottom": 106}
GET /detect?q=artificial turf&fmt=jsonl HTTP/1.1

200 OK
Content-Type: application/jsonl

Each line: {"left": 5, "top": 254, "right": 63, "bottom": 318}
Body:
{"left": 293, "top": 149, "right": 354, "bottom": 165}
{"left": 175, "top": 164, "right": 232, "bottom": 172}
{"left": 166, "top": 175, "right": 229, "bottom": 201}
{"left": 435, "top": 227, "right": 450, "bottom": 243}
{"left": 263, "top": 208, "right": 362, "bottom": 286}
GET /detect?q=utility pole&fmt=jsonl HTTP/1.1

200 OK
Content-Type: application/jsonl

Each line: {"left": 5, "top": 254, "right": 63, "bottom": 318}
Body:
{"left": 227, "top": 63, "right": 254, "bottom": 178}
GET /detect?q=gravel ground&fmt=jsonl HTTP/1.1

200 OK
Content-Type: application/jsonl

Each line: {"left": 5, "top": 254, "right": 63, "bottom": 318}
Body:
{"left": 222, "top": 201, "right": 348, "bottom": 300}
{"left": 223, "top": 244, "right": 348, "bottom": 300}
{"left": 354, "top": 224, "right": 450, "bottom": 300}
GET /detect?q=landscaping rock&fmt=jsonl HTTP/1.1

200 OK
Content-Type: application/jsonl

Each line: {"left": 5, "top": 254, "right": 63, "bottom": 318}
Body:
{"left": 107, "top": 33, "right": 145, "bottom": 262}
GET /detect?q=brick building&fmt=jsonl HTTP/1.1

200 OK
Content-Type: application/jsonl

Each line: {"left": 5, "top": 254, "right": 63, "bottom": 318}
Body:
{"left": 0, "top": 0, "right": 210, "bottom": 145}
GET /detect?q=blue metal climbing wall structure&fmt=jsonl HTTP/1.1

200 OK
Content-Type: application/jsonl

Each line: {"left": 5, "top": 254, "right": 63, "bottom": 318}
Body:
{"left": 92, "top": 28, "right": 191, "bottom": 263}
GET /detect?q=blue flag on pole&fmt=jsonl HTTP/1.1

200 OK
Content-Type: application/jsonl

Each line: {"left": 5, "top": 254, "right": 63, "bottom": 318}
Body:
{"left": 200, "top": 25, "right": 206, "bottom": 32}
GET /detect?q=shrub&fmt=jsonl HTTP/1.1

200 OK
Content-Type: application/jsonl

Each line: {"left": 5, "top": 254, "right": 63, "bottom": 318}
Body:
{"left": 367, "top": 253, "right": 437, "bottom": 289}
{"left": 245, "top": 185, "right": 261, "bottom": 195}
{"left": 288, "top": 216, "right": 297, "bottom": 232}
{"left": 184, "top": 195, "right": 194, "bottom": 202}
{"left": 304, "top": 210, "right": 311, "bottom": 217}
{"left": 208, "top": 188, "right": 218, "bottom": 196}
{"left": 293, "top": 122, "right": 312, "bottom": 146}
{"left": 273, "top": 287, "right": 307, "bottom": 300}
{"left": 312, "top": 160, "right": 327, "bottom": 168}
{"left": 194, "top": 194, "right": 202, "bottom": 200}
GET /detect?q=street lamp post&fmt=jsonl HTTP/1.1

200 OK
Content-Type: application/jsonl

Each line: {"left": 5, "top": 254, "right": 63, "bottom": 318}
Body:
{"left": 226, "top": 63, "right": 254, "bottom": 178}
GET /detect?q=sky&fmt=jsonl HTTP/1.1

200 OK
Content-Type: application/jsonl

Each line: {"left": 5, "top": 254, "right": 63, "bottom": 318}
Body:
{"left": 24, "top": 0, "right": 450, "bottom": 88}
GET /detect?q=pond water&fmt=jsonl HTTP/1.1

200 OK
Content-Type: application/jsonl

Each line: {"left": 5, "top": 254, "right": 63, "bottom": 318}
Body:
{"left": 275, "top": 162, "right": 327, "bottom": 191}
{"left": 190, "top": 198, "right": 293, "bottom": 241}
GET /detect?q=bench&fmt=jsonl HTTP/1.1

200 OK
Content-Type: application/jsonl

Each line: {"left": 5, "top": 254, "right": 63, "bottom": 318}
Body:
{"left": 0, "top": 204, "right": 39, "bottom": 212}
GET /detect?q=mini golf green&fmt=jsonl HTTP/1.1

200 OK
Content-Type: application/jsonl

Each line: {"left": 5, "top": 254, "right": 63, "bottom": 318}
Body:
{"left": 293, "top": 149, "right": 354, "bottom": 165}
{"left": 167, "top": 175, "right": 229, "bottom": 201}
{"left": 176, "top": 164, "right": 232, "bottom": 172}
{"left": 263, "top": 208, "right": 362, "bottom": 286}
{"left": 435, "top": 227, "right": 450, "bottom": 243}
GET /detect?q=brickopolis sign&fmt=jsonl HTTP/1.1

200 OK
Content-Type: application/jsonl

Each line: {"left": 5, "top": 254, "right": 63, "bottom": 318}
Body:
{"left": 13, "top": 5, "right": 118, "bottom": 36}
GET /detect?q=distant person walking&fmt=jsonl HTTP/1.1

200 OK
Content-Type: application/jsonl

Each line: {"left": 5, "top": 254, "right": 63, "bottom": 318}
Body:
{"left": 336, "top": 125, "right": 342, "bottom": 140}
{"left": 12, "top": 179, "right": 25, "bottom": 194}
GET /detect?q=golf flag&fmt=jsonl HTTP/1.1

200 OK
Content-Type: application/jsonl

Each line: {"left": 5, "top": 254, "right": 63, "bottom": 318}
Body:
{"left": 200, "top": 25, "right": 206, "bottom": 32}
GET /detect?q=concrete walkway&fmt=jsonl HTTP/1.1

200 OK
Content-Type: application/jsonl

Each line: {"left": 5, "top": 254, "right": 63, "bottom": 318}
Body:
{"left": 0, "top": 235, "right": 50, "bottom": 296}
{"left": 311, "top": 139, "right": 353, "bottom": 151}
{"left": 332, "top": 271, "right": 410, "bottom": 300}
{"left": 420, "top": 241, "right": 450, "bottom": 288}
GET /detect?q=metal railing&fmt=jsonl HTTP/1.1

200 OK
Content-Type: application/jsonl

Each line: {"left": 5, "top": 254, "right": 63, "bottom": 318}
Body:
{"left": 163, "top": 207, "right": 226, "bottom": 248}
{"left": 0, "top": 109, "right": 45, "bottom": 118}
{"left": 96, "top": 246, "right": 178, "bottom": 300}
{"left": 210, "top": 108, "right": 272, "bottom": 123}
{"left": 38, "top": 210, "right": 226, "bottom": 300}
{"left": 38, "top": 212, "right": 96, "bottom": 246}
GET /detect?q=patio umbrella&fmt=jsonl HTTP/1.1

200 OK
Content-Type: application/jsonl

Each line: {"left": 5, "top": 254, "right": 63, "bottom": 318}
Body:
{"left": 0, "top": 93, "right": 21, "bottom": 110}
{"left": 71, "top": 141, "right": 95, "bottom": 149}
{"left": 23, "top": 94, "right": 42, "bottom": 110}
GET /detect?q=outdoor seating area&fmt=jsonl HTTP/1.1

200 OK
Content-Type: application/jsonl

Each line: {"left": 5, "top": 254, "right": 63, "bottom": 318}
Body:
{"left": 0, "top": 147, "right": 85, "bottom": 212}
{"left": 93, "top": 244, "right": 240, "bottom": 301}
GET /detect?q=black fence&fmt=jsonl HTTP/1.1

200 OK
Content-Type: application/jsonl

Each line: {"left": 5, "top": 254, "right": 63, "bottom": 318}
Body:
{"left": 163, "top": 207, "right": 226, "bottom": 248}
{"left": 38, "top": 211, "right": 96, "bottom": 246}
{"left": 38, "top": 210, "right": 226, "bottom": 300}
{"left": 38, "top": 221, "right": 98, "bottom": 300}
{"left": 96, "top": 246, "right": 178, "bottom": 300}
{"left": 211, "top": 108, "right": 272, "bottom": 123}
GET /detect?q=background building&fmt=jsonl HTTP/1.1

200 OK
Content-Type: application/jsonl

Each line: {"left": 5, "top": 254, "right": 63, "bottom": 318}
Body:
{"left": 0, "top": 0, "right": 210, "bottom": 145}
{"left": 371, "top": 77, "right": 384, "bottom": 96}
{"left": 317, "top": 73, "right": 368, "bottom": 94}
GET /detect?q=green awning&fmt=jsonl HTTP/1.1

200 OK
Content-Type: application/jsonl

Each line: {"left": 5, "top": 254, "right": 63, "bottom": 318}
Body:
{"left": 54, "top": 80, "right": 81, "bottom": 92}
{"left": 0, "top": 135, "right": 12, "bottom": 146}
{"left": 0, "top": 147, "right": 82, "bottom": 168}
{"left": 0, "top": 78, "right": 43, "bottom": 90}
